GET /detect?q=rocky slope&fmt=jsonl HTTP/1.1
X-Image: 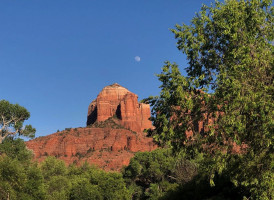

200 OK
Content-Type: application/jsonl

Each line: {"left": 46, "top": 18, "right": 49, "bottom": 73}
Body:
{"left": 26, "top": 84, "right": 157, "bottom": 171}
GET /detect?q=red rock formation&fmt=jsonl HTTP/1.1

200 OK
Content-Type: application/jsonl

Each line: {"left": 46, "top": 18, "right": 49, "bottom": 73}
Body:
{"left": 26, "top": 122, "right": 156, "bottom": 171}
{"left": 26, "top": 83, "right": 156, "bottom": 171}
{"left": 87, "top": 83, "right": 153, "bottom": 133}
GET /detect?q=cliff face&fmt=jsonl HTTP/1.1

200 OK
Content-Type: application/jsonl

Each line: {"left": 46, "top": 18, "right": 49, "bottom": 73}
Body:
{"left": 26, "top": 125, "right": 156, "bottom": 171}
{"left": 87, "top": 83, "right": 153, "bottom": 133}
{"left": 26, "top": 83, "right": 156, "bottom": 171}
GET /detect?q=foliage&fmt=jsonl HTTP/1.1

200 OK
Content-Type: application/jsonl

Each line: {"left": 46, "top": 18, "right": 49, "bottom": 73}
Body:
{"left": 123, "top": 148, "right": 245, "bottom": 200}
{"left": 145, "top": 0, "right": 273, "bottom": 199}
{"left": 40, "top": 156, "right": 71, "bottom": 200}
{"left": 0, "top": 138, "right": 131, "bottom": 200}
{"left": 41, "top": 156, "right": 68, "bottom": 180}
{"left": 98, "top": 172, "right": 131, "bottom": 200}
{"left": 70, "top": 178, "right": 101, "bottom": 200}
{"left": 0, "top": 100, "right": 36, "bottom": 143}
{"left": 0, "top": 137, "right": 33, "bottom": 163}
{"left": 0, "top": 140, "right": 46, "bottom": 200}
{"left": 123, "top": 149, "right": 181, "bottom": 200}
{"left": 40, "top": 157, "right": 131, "bottom": 200}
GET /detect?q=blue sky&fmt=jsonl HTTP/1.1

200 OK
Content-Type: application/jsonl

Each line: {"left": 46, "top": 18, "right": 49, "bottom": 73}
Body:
{"left": 1, "top": 0, "right": 214, "bottom": 138}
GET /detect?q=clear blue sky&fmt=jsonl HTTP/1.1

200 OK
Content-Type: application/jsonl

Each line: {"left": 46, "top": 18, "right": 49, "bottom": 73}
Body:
{"left": 0, "top": 0, "right": 214, "bottom": 138}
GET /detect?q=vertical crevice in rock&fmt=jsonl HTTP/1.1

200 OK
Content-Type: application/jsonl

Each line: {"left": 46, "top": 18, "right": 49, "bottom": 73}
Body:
{"left": 87, "top": 106, "right": 97, "bottom": 126}
{"left": 116, "top": 104, "right": 121, "bottom": 119}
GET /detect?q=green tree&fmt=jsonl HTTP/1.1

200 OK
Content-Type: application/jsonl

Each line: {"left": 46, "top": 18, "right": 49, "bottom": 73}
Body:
{"left": 46, "top": 176, "right": 71, "bottom": 200}
{"left": 0, "top": 100, "right": 36, "bottom": 143}
{"left": 68, "top": 162, "right": 130, "bottom": 200}
{"left": 146, "top": 0, "right": 273, "bottom": 199}
{"left": 0, "top": 156, "right": 46, "bottom": 200}
{"left": 0, "top": 138, "right": 46, "bottom": 200}
{"left": 0, "top": 156, "right": 27, "bottom": 199}
{"left": 68, "top": 164, "right": 103, "bottom": 200}
{"left": 70, "top": 177, "right": 102, "bottom": 200}
{"left": 123, "top": 149, "right": 181, "bottom": 200}
{"left": 0, "top": 138, "right": 33, "bottom": 163}
{"left": 41, "top": 156, "right": 67, "bottom": 180}
{"left": 98, "top": 172, "right": 131, "bottom": 200}
{"left": 40, "top": 157, "right": 72, "bottom": 200}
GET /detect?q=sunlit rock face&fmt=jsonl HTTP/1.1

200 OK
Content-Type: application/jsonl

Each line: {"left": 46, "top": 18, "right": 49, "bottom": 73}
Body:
{"left": 26, "top": 83, "right": 156, "bottom": 171}
{"left": 26, "top": 127, "right": 156, "bottom": 171}
{"left": 87, "top": 83, "right": 153, "bottom": 133}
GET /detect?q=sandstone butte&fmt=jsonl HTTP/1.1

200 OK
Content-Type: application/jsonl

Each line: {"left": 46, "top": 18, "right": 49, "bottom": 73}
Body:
{"left": 26, "top": 83, "right": 157, "bottom": 171}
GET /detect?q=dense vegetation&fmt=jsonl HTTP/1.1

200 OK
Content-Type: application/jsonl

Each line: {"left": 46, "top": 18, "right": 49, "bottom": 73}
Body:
{"left": 123, "top": 149, "right": 244, "bottom": 199}
{"left": 0, "top": 138, "right": 130, "bottom": 200}
{"left": 0, "top": 0, "right": 272, "bottom": 199}
{"left": 142, "top": 0, "right": 273, "bottom": 199}
{"left": 0, "top": 138, "right": 269, "bottom": 200}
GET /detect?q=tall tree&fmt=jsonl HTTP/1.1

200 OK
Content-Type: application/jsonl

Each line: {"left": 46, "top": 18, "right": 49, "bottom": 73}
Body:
{"left": 0, "top": 100, "right": 36, "bottom": 143}
{"left": 146, "top": 0, "right": 273, "bottom": 199}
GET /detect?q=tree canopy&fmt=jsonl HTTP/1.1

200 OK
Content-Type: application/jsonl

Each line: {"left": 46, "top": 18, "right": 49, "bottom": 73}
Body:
{"left": 0, "top": 100, "right": 36, "bottom": 143}
{"left": 145, "top": 0, "right": 273, "bottom": 199}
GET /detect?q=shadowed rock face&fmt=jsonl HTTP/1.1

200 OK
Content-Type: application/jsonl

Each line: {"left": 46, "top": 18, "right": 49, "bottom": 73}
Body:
{"left": 26, "top": 83, "right": 156, "bottom": 171}
{"left": 87, "top": 83, "right": 153, "bottom": 133}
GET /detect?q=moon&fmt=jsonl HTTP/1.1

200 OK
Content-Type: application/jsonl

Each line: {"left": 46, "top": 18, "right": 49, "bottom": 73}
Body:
{"left": 134, "top": 56, "right": 141, "bottom": 62}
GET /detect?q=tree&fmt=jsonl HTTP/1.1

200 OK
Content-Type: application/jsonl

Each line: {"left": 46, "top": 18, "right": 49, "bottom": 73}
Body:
{"left": 0, "top": 155, "right": 46, "bottom": 200}
{"left": 70, "top": 178, "right": 102, "bottom": 200}
{"left": 40, "top": 157, "right": 71, "bottom": 200}
{"left": 123, "top": 149, "right": 181, "bottom": 200}
{"left": 68, "top": 162, "right": 130, "bottom": 200}
{"left": 0, "top": 138, "right": 33, "bottom": 163}
{"left": 146, "top": 0, "right": 273, "bottom": 199}
{"left": 0, "top": 100, "right": 36, "bottom": 143}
